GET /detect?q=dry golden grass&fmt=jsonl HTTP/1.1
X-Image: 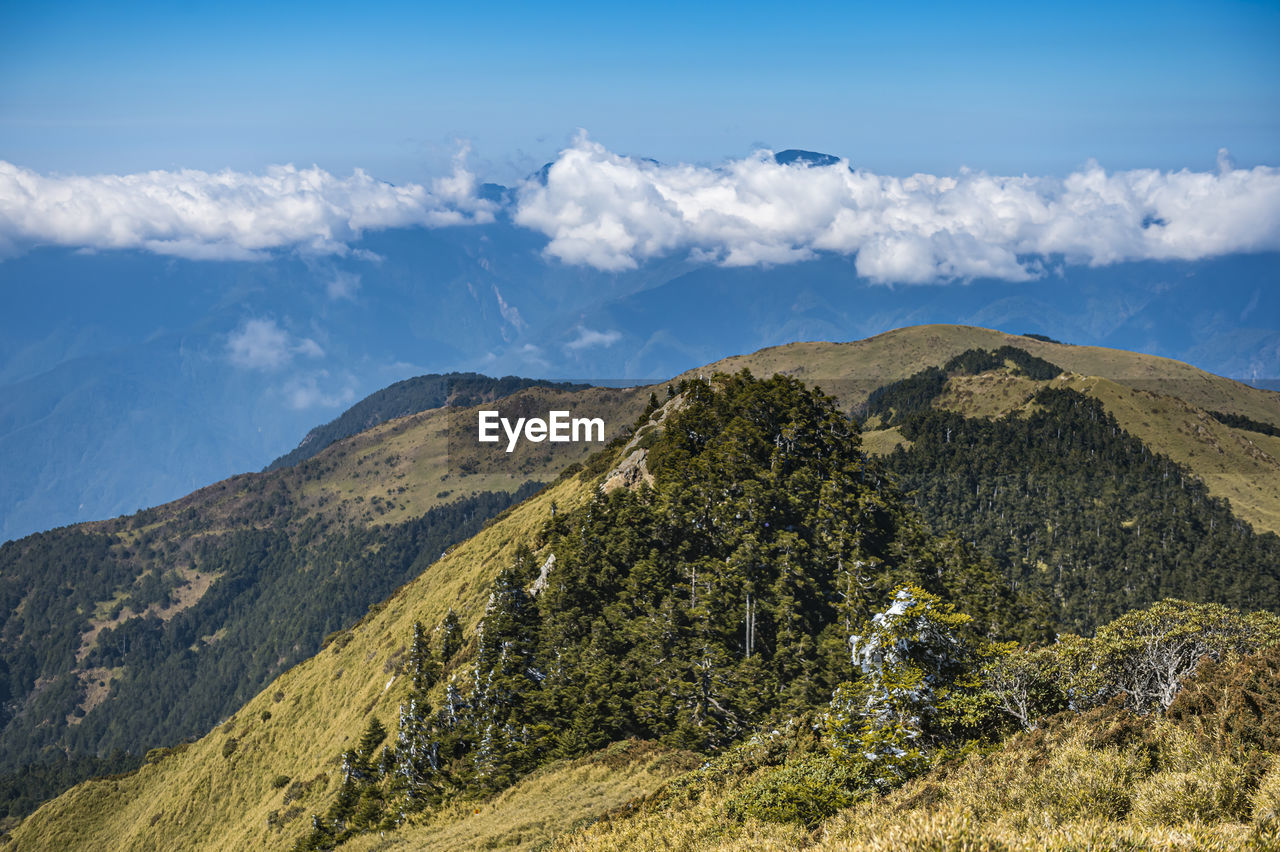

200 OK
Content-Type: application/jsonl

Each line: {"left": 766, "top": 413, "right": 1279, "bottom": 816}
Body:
{"left": 287, "top": 385, "right": 650, "bottom": 529}
{"left": 701, "top": 325, "right": 1280, "bottom": 427}
{"left": 860, "top": 427, "right": 911, "bottom": 457}
{"left": 341, "top": 741, "right": 698, "bottom": 852}
{"left": 933, "top": 373, "right": 1042, "bottom": 420}
{"left": 699, "top": 325, "right": 1280, "bottom": 533}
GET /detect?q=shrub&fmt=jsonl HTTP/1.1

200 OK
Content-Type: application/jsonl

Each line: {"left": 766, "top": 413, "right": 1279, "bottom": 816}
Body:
{"left": 1168, "top": 645, "right": 1280, "bottom": 755}
{"left": 222, "top": 738, "right": 238, "bottom": 759}
{"left": 1253, "top": 758, "right": 1280, "bottom": 830}
{"left": 272, "top": 774, "right": 292, "bottom": 789}
{"left": 1091, "top": 601, "right": 1280, "bottom": 714}
{"left": 725, "top": 755, "right": 864, "bottom": 826}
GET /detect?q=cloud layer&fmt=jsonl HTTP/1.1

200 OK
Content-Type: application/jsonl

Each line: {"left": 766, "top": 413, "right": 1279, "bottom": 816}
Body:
{"left": 3, "top": 137, "right": 1278, "bottom": 283}
{"left": 0, "top": 154, "right": 494, "bottom": 260}
{"left": 514, "top": 136, "right": 1280, "bottom": 283}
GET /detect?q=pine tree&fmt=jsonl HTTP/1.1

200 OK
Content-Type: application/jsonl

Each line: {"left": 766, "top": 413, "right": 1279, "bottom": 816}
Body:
{"left": 409, "top": 622, "right": 438, "bottom": 695}
{"left": 439, "top": 609, "right": 462, "bottom": 662}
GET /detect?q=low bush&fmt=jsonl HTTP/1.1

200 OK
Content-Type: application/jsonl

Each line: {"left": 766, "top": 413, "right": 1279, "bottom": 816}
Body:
{"left": 725, "top": 755, "right": 865, "bottom": 827}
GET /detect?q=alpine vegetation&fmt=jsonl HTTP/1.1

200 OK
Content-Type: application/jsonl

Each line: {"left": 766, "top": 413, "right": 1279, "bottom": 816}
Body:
{"left": 292, "top": 372, "right": 1040, "bottom": 848}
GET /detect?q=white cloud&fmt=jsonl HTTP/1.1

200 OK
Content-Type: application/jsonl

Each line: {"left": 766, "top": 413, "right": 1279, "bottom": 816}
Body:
{"left": 0, "top": 153, "right": 495, "bottom": 261}
{"left": 514, "top": 343, "right": 549, "bottom": 370}
{"left": 564, "top": 326, "right": 622, "bottom": 351}
{"left": 492, "top": 284, "right": 526, "bottom": 331}
{"left": 514, "top": 134, "right": 1280, "bottom": 284}
{"left": 326, "top": 271, "right": 361, "bottom": 301}
{"left": 226, "top": 318, "right": 325, "bottom": 371}
{"left": 282, "top": 371, "right": 357, "bottom": 410}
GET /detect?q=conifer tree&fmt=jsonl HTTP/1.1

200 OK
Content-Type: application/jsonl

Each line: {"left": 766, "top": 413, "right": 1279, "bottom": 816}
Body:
{"left": 409, "top": 622, "right": 438, "bottom": 695}
{"left": 438, "top": 609, "right": 462, "bottom": 663}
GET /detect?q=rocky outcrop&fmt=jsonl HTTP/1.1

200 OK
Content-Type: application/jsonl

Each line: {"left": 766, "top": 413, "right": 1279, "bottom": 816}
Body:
{"left": 602, "top": 449, "right": 654, "bottom": 493}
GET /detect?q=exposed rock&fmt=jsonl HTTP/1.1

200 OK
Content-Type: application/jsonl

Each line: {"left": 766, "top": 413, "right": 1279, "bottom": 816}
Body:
{"left": 602, "top": 449, "right": 654, "bottom": 494}
{"left": 529, "top": 553, "right": 556, "bottom": 596}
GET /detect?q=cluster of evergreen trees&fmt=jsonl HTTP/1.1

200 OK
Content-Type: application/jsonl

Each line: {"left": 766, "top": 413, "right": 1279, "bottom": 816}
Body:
{"left": 861, "top": 346, "right": 1062, "bottom": 426}
{"left": 296, "top": 373, "right": 1048, "bottom": 849}
{"left": 1208, "top": 409, "right": 1280, "bottom": 439}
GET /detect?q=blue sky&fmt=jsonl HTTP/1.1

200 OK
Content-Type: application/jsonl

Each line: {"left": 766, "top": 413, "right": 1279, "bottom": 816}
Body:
{"left": 3, "top": 0, "right": 1278, "bottom": 182}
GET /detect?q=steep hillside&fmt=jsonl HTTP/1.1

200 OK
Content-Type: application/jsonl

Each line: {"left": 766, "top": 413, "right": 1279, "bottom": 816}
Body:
{"left": 5, "top": 466, "right": 612, "bottom": 850}
{"left": 705, "top": 325, "right": 1280, "bottom": 426}
{"left": 0, "top": 382, "right": 648, "bottom": 825}
{"left": 14, "top": 370, "right": 1280, "bottom": 851}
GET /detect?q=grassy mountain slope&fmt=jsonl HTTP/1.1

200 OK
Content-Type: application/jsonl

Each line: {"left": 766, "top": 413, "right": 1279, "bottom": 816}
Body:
{"left": 341, "top": 741, "right": 697, "bottom": 851}
{"left": 0, "top": 383, "right": 648, "bottom": 825}
{"left": 10, "top": 326, "right": 1280, "bottom": 849}
{"left": 265, "top": 374, "right": 590, "bottom": 473}
{"left": 7, "top": 471, "right": 599, "bottom": 850}
{"left": 703, "top": 325, "right": 1280, "bottom": 427}
{"left": 866, "top": 369, "right": 1280, "bottom": 534}
{"left": 274, "top": 384, "right": 647, "bottom": 528}
{"left": 9, "top": 373, "right": 1032, "bottom": 850}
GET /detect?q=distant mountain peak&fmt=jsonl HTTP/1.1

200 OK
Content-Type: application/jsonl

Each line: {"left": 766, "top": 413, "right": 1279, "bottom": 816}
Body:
{"left": 773, "top": 149, "right": 842, "bottom": 167}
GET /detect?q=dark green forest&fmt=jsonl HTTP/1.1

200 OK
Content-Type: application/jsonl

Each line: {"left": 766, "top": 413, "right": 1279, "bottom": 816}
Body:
{"left": 880, "top": 387, "right": 1280, "bottom": 633}
{"left": 1207, "top": 408, "right": 1280, "bottom": 439}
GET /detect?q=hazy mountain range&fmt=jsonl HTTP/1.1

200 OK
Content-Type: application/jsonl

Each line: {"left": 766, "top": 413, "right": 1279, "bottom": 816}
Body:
{"left": 2, "top": 152, "right": 1277, "bottom": 542}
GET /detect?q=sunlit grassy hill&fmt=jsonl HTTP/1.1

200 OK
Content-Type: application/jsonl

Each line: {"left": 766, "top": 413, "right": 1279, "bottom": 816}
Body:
{"left": 7, "top": 466, "right": 627, "bottom": 850}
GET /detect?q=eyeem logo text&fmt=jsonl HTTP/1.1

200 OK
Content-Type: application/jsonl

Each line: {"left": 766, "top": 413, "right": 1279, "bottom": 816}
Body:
{"left": 478, "top": 410, "right": 606, "bottom": 452}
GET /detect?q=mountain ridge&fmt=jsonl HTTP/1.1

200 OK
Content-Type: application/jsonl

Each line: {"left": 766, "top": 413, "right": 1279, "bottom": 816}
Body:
{"left": 5, "top": 326, "right": 1280, "bottom": 846}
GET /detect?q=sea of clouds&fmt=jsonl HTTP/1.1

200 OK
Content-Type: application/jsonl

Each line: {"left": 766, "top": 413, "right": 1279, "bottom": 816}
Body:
{"left": 2, "top": 134, "right": 1278, "bottom": 284}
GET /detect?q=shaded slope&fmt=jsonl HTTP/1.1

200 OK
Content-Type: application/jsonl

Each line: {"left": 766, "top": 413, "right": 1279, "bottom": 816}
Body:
{"left": 882, "top": 387, "right": 1280, "bottom": 633}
